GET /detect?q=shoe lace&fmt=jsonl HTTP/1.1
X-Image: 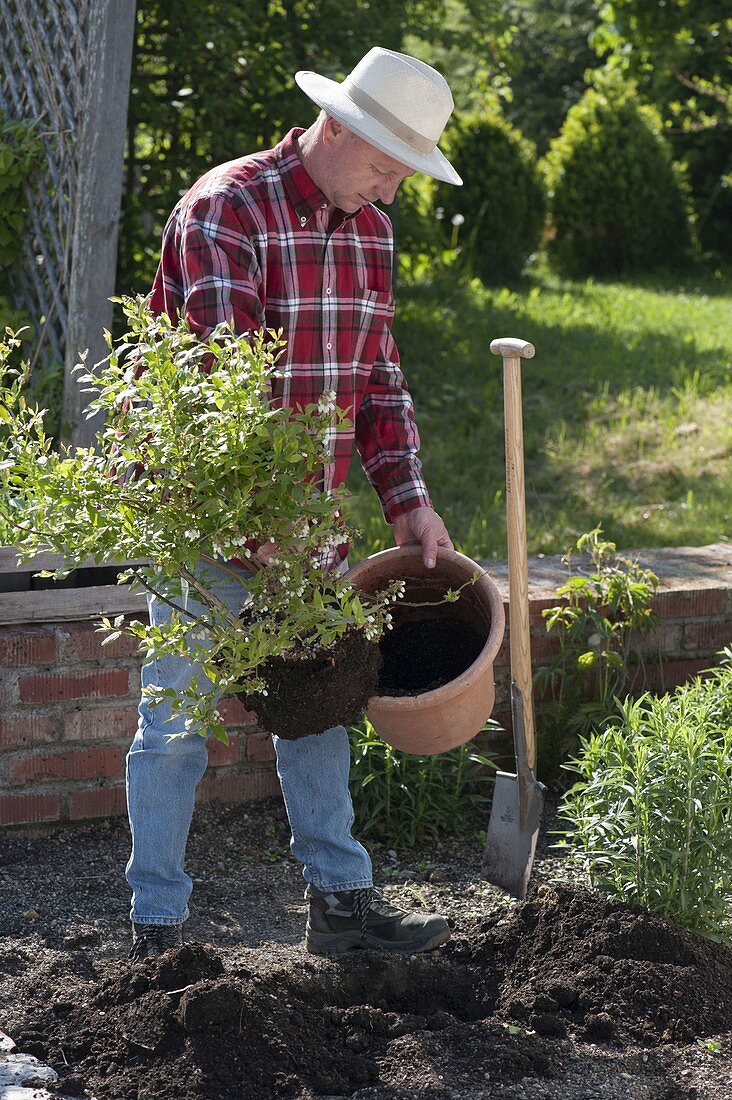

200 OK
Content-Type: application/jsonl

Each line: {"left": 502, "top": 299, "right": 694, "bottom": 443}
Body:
{"left": 128, "top": 924, "right": 180, "bottom": 961}
{"left": 351, "top": 887, "right": 404, "bottom": 942}
{"left": 351, "top": 887, "right": 372, "bottom": 942}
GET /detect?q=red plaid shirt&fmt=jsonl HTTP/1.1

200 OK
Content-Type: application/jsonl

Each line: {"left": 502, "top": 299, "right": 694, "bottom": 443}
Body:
{"left": 149, "top": 127, "right": 432, "bottom": 562}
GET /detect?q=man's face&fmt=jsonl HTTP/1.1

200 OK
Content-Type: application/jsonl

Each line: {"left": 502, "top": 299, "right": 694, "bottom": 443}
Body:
{"left": 323, "top": 120, "right": 414, "bottom": 212}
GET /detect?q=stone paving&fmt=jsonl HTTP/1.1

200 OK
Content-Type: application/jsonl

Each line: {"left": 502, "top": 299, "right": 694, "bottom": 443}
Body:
{"left": 0, "top": 1031, "right": 86, "bottom": 1100}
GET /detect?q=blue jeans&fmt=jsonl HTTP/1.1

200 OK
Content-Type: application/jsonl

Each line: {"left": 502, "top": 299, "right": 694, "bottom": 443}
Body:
{"left": 125, "top": 558, "right": 372, "bottom": 925}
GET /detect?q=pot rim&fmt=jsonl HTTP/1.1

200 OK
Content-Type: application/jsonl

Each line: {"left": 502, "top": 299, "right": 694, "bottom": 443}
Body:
{"left": 346, "top": 545, "right": 505, "bottom": 710}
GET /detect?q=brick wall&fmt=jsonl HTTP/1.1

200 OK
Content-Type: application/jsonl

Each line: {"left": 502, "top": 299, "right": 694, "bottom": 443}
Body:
{"left": 0, "top": 617, "right": 279, "bottom": 829}
{"left": 1, "top": 542, "right": 730, "bottom": 830}
{"left": 484, "top": 543, "right": 731, "bottom": 753}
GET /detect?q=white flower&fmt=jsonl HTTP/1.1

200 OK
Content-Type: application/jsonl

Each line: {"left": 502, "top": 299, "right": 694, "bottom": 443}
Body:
{"left": 435, "top": 207, "right": 445, "bottom": 220}
{"left": 451, "top": 213, "right": 465, "bottom": 226}
{"left": 317, "top": 389, "right": 337, "bottom": 414}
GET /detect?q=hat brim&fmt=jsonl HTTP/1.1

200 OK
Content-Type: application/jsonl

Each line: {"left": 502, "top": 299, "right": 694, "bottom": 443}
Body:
{"left": 295, "top": 71, "right": 462, "bottom": 187}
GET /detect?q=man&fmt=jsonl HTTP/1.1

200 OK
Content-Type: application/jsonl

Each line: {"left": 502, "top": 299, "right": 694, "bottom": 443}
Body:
{"left": 127, "top": 46, "right": 463, "bottom": 961}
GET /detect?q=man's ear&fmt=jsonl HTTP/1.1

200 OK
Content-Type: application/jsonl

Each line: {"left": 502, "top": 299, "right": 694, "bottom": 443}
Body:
{"left": 323, "top": 115, "right": 345, "bottom": 145}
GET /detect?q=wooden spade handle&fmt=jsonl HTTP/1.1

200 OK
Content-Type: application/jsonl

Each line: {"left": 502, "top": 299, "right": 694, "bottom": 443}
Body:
{"left": 490, "top": 337, "right": 536, "bottom": 772}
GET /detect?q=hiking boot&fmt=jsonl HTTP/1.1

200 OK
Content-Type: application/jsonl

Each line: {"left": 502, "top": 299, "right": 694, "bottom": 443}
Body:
{"left": 129, "top": 922, "right": 184, "bottom": 962}
{"left": 305, "top": 885, "right": 451, "bottom": 954}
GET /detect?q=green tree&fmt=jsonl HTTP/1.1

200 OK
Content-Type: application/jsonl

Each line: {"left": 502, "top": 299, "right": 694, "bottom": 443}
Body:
{"left": 499, "top": 0, "right": 601, "bottom": 155}
{"left": 544, "top": 75, "right": 693, "bottom": 276}
{"left": 404, "top": 0, "right": 515, "bottom": 118}
{"left": 435, "top": 108, "right": 546, "bottom": 282}
{"left": 121, "top": 0, "right": 446, "bottom": 294}
{"left": 592, "top": 1, "right": 731, "bottom": 254}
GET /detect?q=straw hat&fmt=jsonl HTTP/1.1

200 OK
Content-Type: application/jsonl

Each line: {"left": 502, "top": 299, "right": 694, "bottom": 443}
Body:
{"left": 295, "top": 47, "right": 462, "bottom": 186}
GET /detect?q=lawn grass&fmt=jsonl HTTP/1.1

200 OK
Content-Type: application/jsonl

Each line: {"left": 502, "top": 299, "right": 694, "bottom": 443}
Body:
{"left": 346, "top": 258, "right": 731, "bottom": 561}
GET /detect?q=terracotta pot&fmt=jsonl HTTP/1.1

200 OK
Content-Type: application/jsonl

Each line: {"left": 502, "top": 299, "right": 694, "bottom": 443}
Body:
{"left": 346, "top": 546, "right": 505, "bottom": 754}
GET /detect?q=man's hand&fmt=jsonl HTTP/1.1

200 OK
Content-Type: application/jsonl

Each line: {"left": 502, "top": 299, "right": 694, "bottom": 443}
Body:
{"left": 391, "top": 506, "right": 454, "bottom": 569}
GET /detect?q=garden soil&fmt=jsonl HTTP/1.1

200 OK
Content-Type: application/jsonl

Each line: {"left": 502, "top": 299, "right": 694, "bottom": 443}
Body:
{"left": 2, "top": 799, "right": 732, "bottom": 1099}
{"left": 238, "top": 630, "right": 382, "bottom": 740}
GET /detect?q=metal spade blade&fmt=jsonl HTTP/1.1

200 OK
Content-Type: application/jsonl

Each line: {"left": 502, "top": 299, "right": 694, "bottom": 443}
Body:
{"left": 482, "top": 683, "right": 546, "bottom": 899}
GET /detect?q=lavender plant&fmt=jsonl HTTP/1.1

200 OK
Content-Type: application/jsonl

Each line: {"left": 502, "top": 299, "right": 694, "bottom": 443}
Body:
{"left": 558, "top": 651, "right": 732, "bottom": 942}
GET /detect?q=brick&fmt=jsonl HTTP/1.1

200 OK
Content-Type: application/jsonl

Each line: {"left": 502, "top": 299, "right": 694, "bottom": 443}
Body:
{"left": 64, "top": 705, "right": 139, "bottom": 744}
{"left": 529, "top": 631, "right": 562, "bottom": 661}
{"left": 683, "top": 619, "right": 732, "bottom": 654}
{"left": 206, "top": 735, "right": 239, "bottom": 767}
{"left": 245, "top": 730, "right": 275, "bottom": 762}
{"left": 19, "top": 668, "right": 130, "bottom": 704}
{"left": 654, "top": 588, "right": 726, "bottom": 619}
{"left": 629, "top": 622, "right": 684, "bottom": 659}
{"left": 493, "top": 678, "right": 511, "bottom": 709}
{"left": 0, "top": 713, "right": 56, "bottom": 748}
{"left": 197, "top": 768, "right": 280, "bottom": 805}
{"left": 0, "top": 628, "right": 55, "bottom": 667}
{"left": 69, "top": 784, "right": 127, "bottom": 821}
{"left": 643, "top": 658, "right": 712, "bottom": 693}
{"left": 61, "top": 622, "right": 142, "bottom": 663}
{"left": 9, "top": 746, "right": 123, "bottom": 784}
{"left": 0, "top": 792, "right": 60, "bottom": 826}
{"left": 217, "top": 695, "right": 258, "bottom": 728}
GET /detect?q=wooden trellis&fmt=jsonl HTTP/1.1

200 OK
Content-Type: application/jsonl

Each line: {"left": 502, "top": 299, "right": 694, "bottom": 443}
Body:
{"left": 0, "top": 0, "right": 135, "bottom": 446}
{"left": 0, "top": 0, "right": 89, "bottom": 369}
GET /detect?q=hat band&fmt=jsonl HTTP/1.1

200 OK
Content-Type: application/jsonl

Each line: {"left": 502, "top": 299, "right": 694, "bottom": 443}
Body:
{"left": 342, "top": 79, "right": 436, "bottom": 156}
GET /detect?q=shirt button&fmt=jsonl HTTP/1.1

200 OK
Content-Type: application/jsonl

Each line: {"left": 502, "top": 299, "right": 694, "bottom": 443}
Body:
{"left": 321, "top": 202, "right": 327, "bottom": 209}
{"left": 326, "top": 287, "right": 331, "bottom": 295}
{"left": 326, "top": 342, "right": 332, "bottom": 350}
{"left": 300, "top": 216, "right": 306, "bottom": 225}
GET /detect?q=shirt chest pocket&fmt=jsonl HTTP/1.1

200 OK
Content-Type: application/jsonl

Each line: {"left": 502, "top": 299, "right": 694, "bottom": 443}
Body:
{"left": 352, "top": 286, "right": 395, "bottom": 370}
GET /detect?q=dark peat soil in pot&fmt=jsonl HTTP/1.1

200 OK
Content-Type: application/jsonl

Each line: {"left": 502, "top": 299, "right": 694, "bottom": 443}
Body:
{"left": 6, "top": 881, "right": 732, "bottom": 1098}
{"left": 377, "top": 616, "right": 485, "bottom": 695}
{"left": 237, "top": 628, "right": 382, "bottom": 740}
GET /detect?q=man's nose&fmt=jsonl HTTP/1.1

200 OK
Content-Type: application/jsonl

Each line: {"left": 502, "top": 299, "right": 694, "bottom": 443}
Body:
{"left": 376, "top": 179, "right": 401, "bottom": 205}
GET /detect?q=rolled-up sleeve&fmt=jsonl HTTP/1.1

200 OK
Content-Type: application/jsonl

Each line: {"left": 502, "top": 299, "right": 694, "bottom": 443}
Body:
{"left": 355, "top": 320, "right": 432, "bottom": 523}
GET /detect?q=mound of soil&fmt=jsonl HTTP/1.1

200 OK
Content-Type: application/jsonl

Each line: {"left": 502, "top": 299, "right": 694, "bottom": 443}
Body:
{"left": 4, "top": 879, "right": 732, "bottom": 1099}
{"left": 470, "top": 883, "right": 732, "bottom": 1044}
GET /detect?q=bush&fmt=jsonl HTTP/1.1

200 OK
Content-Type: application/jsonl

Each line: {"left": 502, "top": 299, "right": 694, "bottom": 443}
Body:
{"left": 543, "top": 79, "right": 693, "bottom": 277}
{"left": 0, "top": 112, "right": 43, "bottom": 270}
{"left": 387, "top": 173, "right": 448, "bottom": 283}
{"left": 1, "top": 299, "right": 403, "bottom": 741}
{"left": 349, "top": 717, "right": 497, "bottom": 848}
{"left": 559, "top": 651, "right": 732, "bottom": 942}
{"left": 434, "top": 109, "right": 546, "bottom": 283}
{"left": 0, "top": 300, "right": 62, "bottom": 441}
